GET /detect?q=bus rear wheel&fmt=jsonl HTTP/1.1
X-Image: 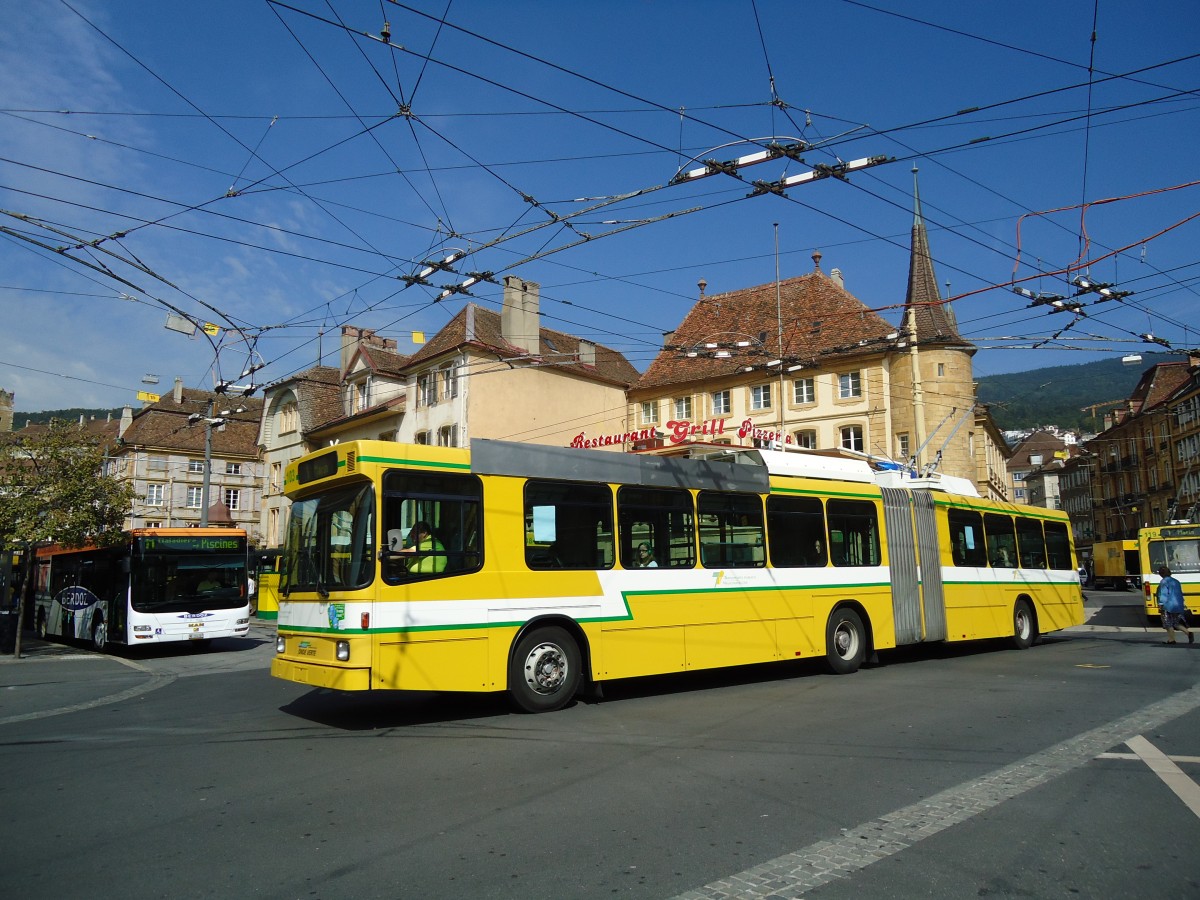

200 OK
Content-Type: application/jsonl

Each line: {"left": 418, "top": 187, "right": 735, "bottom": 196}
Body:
{"left": 90, "top": 615, "right": 107, "bottom": 653}
{"left": 1012, "top": 599, "right": 1037, "bottom": 650}
{"left": 825, "top": 608, "right": 866, "bottom": 674}
{"left": 509, "top": 626, "right": 581, "bottom": 713}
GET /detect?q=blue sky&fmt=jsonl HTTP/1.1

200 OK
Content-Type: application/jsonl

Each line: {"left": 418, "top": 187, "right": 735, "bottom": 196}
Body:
{"left": 1, "top": 0, "right": 1197, "bottom": 417}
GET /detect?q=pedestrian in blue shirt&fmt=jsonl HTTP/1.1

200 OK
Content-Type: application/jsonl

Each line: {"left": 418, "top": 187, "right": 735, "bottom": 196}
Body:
{"left": 1156, "top": 566, "right": 1193, "bottom": 645}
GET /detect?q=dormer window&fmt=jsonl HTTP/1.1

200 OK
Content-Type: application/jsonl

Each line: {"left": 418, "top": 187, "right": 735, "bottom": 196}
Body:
{"left": 352, "top": 377, "right": 372, "bottom": 413}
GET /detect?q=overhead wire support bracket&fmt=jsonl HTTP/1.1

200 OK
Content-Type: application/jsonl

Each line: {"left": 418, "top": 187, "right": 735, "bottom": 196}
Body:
{"left": 1071, "top": 275, "right": 1131, "bottom": 302}
{"left": 670, "top": 140, "right": 810, "bottom": 185}
{"left": 749, "top": 154, "right": 891, "bottom": 197}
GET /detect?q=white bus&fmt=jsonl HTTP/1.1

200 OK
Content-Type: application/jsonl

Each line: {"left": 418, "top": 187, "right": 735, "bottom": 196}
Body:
{"left": 34, "top": 528, "right": 252, "bottom": 650}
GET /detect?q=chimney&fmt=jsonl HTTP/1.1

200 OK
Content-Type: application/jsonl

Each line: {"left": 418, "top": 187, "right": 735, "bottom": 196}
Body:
{"left": 340, "top": 325, "right": 381, "bottom": 375}
{"left": 578, "top": 340, "right": 596, "bottom": 366}
{"left": 173, "top": 377, "right": 184, "bottom": 405}
{"left": 812, "top": 250, "right": 823, "bottom": 271}
{"left": 698, "top": 278, "right": 707, "bottom": 300}
{"left": 830, "top": 267, "right": 844, "bottom": 289}
{"left": 501, "top": 276, "right": 540, "bottom": 354}
{"left": 119, "top": 406, "right": 133, "bottom": 438}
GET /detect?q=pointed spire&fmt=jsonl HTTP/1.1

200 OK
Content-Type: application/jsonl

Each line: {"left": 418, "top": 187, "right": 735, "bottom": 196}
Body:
{"left": 905, "top": 167, "right": 967, "bottom": 345}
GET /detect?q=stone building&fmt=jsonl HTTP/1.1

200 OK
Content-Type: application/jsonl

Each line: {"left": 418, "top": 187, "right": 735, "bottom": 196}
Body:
{"left": 0, "top": 389, "right": 13, "bottom": 433}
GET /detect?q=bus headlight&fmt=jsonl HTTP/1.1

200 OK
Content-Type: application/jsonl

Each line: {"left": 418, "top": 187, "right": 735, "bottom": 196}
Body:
{"left": 336, "top": 640, "right": 350, "bottom": 661}
{"left": 276, "top": 635, "right": 286, "bottom": 654}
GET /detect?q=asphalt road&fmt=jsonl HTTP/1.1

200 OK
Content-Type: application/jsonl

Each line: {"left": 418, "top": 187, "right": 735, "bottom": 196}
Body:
{"left": 0, "top": 593, "right": 1197, "bottom": 900}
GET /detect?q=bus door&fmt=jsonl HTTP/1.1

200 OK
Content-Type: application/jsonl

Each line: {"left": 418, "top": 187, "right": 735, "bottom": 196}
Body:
{"left": 880, "top": 488, "right": 946, "bottom": 644}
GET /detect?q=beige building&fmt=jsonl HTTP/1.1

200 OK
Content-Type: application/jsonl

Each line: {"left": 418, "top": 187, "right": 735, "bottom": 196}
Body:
{"left": 628, "top": 180, "right": 997, "bottom": 486}
{"left": 399, "top": 277, "right": 637, "bottom": 447}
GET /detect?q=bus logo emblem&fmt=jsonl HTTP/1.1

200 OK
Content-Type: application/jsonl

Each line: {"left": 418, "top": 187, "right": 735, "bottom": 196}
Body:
{"left": 55, "top": 586, "right": 98, "bottom": 611}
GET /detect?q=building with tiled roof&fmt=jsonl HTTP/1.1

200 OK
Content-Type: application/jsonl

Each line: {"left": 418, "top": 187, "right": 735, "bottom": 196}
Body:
{"left": 399, "top": 277, "right": 638, "bottom": 448}
{"left": 255, "top": 280, "right": 640, "bottom": 547}
{"left": 1007, "top": 429, "right": 1074, "bottom": 505}
{"left": 627, "top": 174, "right": 987, "bottom": 485}
{"left": 112, "top": 378, "right": 264, "bottom": 537}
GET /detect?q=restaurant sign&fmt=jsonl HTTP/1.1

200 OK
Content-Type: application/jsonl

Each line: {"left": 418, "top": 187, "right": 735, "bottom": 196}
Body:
{"left": 570, "top": 418, "right": 793, "bottom": 449}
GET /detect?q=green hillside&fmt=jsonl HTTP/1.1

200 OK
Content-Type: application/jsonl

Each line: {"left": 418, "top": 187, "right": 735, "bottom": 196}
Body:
{"left": 976, "top": 353, "right": 1188, "bottom": 432}
{"left": 12, "top": 408, "right": 125, "bottom": 428}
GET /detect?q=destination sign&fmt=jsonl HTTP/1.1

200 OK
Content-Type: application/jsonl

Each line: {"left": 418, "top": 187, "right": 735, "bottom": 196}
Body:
{"left": 139, "top": 536, "right": 246, "bottom": 552}
{"left": 298, "top": 450, "right": 339, "bottom": 484}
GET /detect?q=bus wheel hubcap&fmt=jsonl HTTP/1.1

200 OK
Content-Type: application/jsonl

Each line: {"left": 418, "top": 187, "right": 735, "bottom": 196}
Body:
{"left": 524, "top": 643, "right": 567, "bottom": 695}
{"left": 835, "top": 624, "right": 857, "bottom": 657}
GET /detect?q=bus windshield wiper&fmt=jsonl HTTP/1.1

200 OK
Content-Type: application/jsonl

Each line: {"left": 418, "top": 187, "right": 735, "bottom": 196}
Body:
{"left": 316, "top": 578, "right": 329, "bottom": 600}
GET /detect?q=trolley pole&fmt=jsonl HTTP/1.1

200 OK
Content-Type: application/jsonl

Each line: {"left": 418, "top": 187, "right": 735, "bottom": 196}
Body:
{"left": 201, "top": 400, "right": 214, "bottom": 527}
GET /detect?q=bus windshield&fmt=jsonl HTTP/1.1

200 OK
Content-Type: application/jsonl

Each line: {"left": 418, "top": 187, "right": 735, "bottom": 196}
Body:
{"left": 1147, "top": 537, "right": 1200, "bottom": 574}
{"left": 131, "top": 534, "right": 249, "bottom": 612}
{"left": 283, "top": 483, "right": 375, "bottom": 595}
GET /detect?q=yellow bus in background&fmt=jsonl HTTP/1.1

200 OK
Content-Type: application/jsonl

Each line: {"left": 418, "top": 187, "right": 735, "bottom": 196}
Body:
{"left": 1138, "top": 523, "right": 1200, "bottom": 623}
{"left": 271, "top": 440, "right": 1084, "bottom": 712}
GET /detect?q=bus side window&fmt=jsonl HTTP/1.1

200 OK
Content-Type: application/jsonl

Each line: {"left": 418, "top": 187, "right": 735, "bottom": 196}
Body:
{"left": 1044, "top": 522, "right": 1072, "bottom": 570}
{"left": 617, "top": 486, "right": 695, "bottom": 569}
{"left": 1015, "top": 516, "right": 1047, "bottom": 569}
{"left": 766, "top": 495, "right": 827, "bottom": 567}
{"left": 826, "top": 499, "right": 880, "bottom": 567}
{"left": 984, "top": 513, "right": 1017, "bottom": 568}
{"left": 697, "top": 491, "right": 765, "bottom": 569}
{"left": 381, "top": 471, "right": 484, "bottom": 582}
{"left": 524, "top": 480, "right": 613, "bottom": 571}
{"left": 948, "top": 509, "right": 987, "bottom": 567}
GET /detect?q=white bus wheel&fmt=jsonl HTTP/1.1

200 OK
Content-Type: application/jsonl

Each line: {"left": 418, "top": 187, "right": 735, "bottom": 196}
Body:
{"left": 1012, "top": 599, "right": 1036, "bottom": 650}
{"left": 825, "top": 608, "right": 866, "bottom": 675}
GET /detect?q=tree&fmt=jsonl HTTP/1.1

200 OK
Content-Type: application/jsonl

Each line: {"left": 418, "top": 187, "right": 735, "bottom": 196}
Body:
{"left": 0, "top": 420, "right": 134, "bottom": 657}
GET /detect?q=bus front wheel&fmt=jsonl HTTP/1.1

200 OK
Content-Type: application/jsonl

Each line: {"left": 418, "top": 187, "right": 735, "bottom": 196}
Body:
{"left": 825, "top": 608, "right": 866, "bottom": 674}
{"left": 509, "top": 626, "right": 581, "bottom": 713}
{"left": 1012, "top": 599, "right": 1037, "bottom": 650}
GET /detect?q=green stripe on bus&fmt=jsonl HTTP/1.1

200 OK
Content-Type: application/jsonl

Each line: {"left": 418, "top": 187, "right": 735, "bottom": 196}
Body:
{"left": 356, "top": 455, "right": 472, "bottom": 471}
{"left": 771, "top": 486, "right": 877, "bottom": 500}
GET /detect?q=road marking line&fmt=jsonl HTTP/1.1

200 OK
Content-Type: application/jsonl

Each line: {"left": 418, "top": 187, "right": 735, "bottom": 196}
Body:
{"left": 1097, "top": 752, "right": 1200, "bottom": 765}
{"left": 1124, "top": 734, "right": 1200, "bottom": 819}
{"left": 0, "top": 672, "right": 176, "bottom": 726}
{"left": 673, "top": 683, "right": 1200, "bottom": 899}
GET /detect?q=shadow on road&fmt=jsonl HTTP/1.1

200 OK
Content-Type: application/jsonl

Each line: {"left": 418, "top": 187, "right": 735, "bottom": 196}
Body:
{"left": 277, "top": 637, "right": 1075, "bottom": 729}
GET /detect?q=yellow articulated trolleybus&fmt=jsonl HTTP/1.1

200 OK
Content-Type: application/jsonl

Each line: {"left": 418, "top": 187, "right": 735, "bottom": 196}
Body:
{"left": 272, "top": 439, "right": 1084, "bottom": 712}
